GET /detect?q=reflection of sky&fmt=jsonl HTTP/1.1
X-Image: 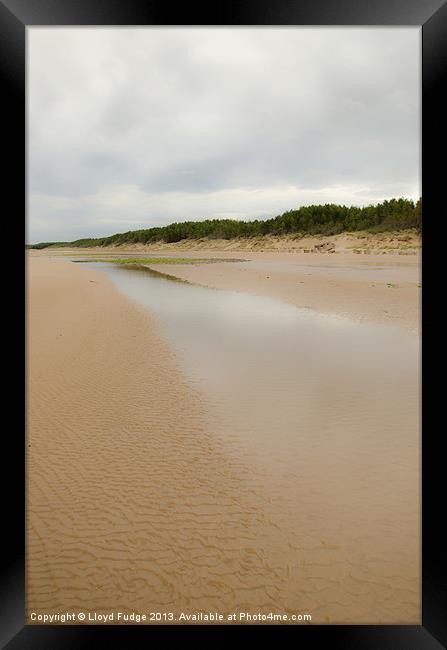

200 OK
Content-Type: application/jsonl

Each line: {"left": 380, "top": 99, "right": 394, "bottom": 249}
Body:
{"left": 83, "top": 262, "right": 418, "bottom": 394}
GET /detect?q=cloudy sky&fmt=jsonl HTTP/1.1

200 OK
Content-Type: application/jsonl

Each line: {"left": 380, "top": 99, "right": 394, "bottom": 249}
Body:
{"left": 28, "top": 28, "right": 420, "bottom": 243}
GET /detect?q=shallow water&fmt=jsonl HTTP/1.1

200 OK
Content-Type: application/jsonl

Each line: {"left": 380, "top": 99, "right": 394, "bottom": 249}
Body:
{"left": 81, "top": 261, "right": 421, "bottom": 623}
{"left": 84, "top": 261, "right": 417, "bottom": 407}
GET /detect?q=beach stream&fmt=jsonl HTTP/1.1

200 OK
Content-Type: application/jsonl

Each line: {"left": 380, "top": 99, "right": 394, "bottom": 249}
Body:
{"left": 76, "top": 260, "right": 420, "bottom": 622}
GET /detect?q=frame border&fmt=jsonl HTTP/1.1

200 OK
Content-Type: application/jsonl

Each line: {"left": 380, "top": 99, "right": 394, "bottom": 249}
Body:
{"left": 2, "top": 0, "right": 446, "bottom": 647}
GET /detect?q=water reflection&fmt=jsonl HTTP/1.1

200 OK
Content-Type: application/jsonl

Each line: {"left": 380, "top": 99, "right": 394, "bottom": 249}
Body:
{"left": 81, "top": 262, "right": 418, "bottom": 446}
{"left": 79, "top": 260, "right": 420, "bottom": 622}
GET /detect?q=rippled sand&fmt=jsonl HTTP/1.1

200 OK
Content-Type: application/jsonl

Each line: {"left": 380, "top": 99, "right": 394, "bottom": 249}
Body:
{"left": 27, "top": 256, "right": 420, "bottom": 624}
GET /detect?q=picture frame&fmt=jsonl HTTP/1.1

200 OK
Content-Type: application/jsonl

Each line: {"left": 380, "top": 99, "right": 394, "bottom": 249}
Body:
{"left": 2, "top": 0, "right": 445, "bottom": 647}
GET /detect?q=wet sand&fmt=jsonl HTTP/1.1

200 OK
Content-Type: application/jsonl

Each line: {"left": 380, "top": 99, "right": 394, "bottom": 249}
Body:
{"left": 27, "top": 255, "right": 420, "bottom": 624}
{"left": 27, "top": 257, "right": 270, "bottom": 619}
{"left": 147, "top": 251, "right": 420, "bottom": 333}
{"left": 35, "top": 246, "right": 420, "bottom": 331}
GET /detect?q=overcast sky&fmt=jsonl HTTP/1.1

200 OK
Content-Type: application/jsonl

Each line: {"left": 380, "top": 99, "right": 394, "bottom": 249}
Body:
{"left": 28, "top": 27, "right": 420, "bottom": 243}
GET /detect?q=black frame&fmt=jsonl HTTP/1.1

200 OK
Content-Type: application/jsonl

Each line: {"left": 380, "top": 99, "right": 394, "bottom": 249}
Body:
{"left": 2, "top": 0, "right": 446, "bottom": 647}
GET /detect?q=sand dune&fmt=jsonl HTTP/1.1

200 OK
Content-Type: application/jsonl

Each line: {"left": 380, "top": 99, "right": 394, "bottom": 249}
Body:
{"left": 45, "top": 229, "right": 420, "bottom": 254}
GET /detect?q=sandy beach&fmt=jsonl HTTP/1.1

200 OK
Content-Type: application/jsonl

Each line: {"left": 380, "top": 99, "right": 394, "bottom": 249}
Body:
{"left": 27, "top": 257, "right": 267, "bottom": 619}
{"left": 26, "top": 25, "right": 423, "bottom": 630}
{"left": 27, "top": 252, "right": 420, "bottom": 624}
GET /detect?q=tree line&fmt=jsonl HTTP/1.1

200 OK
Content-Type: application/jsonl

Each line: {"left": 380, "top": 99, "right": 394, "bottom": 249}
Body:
{"left": 28, "top": 197, "right": 421, "bottom": 249}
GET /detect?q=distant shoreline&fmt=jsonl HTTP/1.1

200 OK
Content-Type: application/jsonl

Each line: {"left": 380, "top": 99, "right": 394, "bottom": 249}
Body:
{"left": 27, "top": 198, "right": 421, "bottom": 250}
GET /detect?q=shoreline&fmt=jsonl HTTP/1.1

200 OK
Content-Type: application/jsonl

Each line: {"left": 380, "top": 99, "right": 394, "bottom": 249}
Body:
{"left": 30, "top": 248, "right": 421, "bottom": 333}
{"left": 147, "top": 251, "right": 420, "bottom": 334}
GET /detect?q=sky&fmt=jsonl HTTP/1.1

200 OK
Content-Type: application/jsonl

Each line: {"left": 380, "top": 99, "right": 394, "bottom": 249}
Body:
{"left": 28, "top": 27, "right": 420, "bottom": 243}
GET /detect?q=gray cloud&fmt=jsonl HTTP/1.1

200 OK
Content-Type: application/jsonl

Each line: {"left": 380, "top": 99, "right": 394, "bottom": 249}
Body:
{"left": 28, "top": 27, "right": 420, "bottom": 242}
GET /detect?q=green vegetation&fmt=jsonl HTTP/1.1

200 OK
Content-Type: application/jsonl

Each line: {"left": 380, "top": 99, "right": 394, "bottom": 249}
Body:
{"left": 73, "top": 257, "right": 242, "bottom": 264}
{"left": 28, "top": 197, "right": 421, "bottom": 249}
